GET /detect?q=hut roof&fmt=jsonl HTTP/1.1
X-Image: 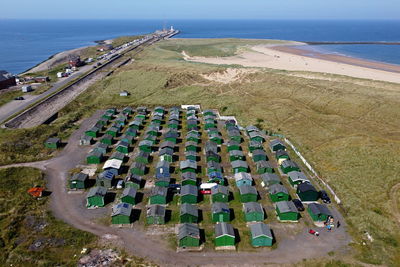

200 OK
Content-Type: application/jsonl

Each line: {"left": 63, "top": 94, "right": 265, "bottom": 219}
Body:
{"left": 111, "top": 202, "right": 132, "bottom": 217}
{"left": 250, "top": 223, "right": 272, "bottom": 239}
{"left": 215, "top": 222, "right": 235, "bottom": 238}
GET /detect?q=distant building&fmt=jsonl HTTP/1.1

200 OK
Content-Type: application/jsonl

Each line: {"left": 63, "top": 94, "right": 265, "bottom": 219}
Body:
{"left": 0, "top": 70, "right": 16, "bottom": 89}
{"left": 119, "top": 91, "right": 129, "bottom": 97}
{"left": 97, "top": 44, "right": 113, "bottom": 52}
{"left": 21, "top": 85, "right": 33, "bottom": 93}
{"left": 68, "top": 55, "right": 84, "bottom": 67}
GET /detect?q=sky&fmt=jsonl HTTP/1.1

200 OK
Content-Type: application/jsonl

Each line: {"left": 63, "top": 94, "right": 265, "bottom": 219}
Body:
{"left": 1, "top": 0, "right": 399, "bottom": 20}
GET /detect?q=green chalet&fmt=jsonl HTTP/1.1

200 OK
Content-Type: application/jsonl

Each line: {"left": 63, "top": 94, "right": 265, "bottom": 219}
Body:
{"left": 164, "top": 130, "right": 179, "bottom": 143}
{"left": 106, "top": 126, "right": 119, "bottom": 137}
{"left": 252, "top": 149, "right": 267, "bottom": 162}
{"left": 100, "top": 134, "right": 113, "bottom": 145}
{"left": 86, "top": 186, "right": 107, "bottom": 208}
{"left": 144, "top": 134, "right": 157, "bottom": 145}
{"left": 275, "top": 201, "right": 299, "bottom": 222}
{"left": 269, "top": 139, "right": 286, "bottom": 152}
{"left": 154, "top": 106, "right": 165, "bottom": 114}
{"left": 206, "top": 151, "right": 220, "bottom": 163}
{"left": 238, "top": 185, "right": 258, "bottom": 203}
{"left": 180, "top": 185, "right": 198, "bottom": 204}
{"left": 149, "top": 186, "right": 168, "bottom": 205}
{"left": 207, "top": 161, "right": 221, "bottom": 175}
{"left": 85, "top": 126, "right": 100, "bottom": 138}
{"left": 180, "top": 160, "right": 197, "bottom": 174}
{"left": 121, "top": 134, "right": 135, "bottom": 145}
{"left": 120, "top": 187, "right": 137, "bottom": 205}
{"left": 297, "top": 183, "right": 319, "bottom": 202}
{"left": 215, "top": 223, "right": 235, "bottom": 247}
{"left": 227, "top": 140, "right": 241, "bottom": 152}
{"left": 229, "top": 150, "right": 244, "bottom": 162}
{"left": 130, "top": 162, "right": 146, "bottom": 176}
{"left": 288, "top": 171, "right": 310, "bottom": 187}
{"left": 249, "top": 131, "right": 265, "bottom": 143}
{"left": 269, "top": 184, "right": 290, "bottom": 202}
{"left": 128, "top": 120, "right": 141, "bottom": 130}
{"left": 280, "top": 160, "right": 300, "bottom": 174}
{"left": 178, "top": 223, "right": 200, "bottom": 248}
{"left": 182, "top": 172, "right": 197, "bottom": 186}
{"left": 256, "top": 160, "right": 274, "bottom": 174}
{"left": 212, "top": 202, "right": 230, "bottom": 223}
{"left": 87, "top": 150, "right": 103, "bottom": 164}
{"left": 122, "top": 106, "right": 134, "bottom": 116}
{"left": 44, "top": 137, "right": 61, "bottom": 149}
{"left": 125, "top": 173, "right": 142, "bottom": 189}
{"left": 250, "top": 223, "right": 273, "bottom": 247}
{"left": 185, "top": 150, "right": 197, "bottom": 162}
{"left": 97, "top": 117, "right": 108, "bottom": 127}
{"left": 93, "top": 143, "right": 108, "bottom": 155}
{"left": 208, "top": 132, "right": 223, "bottom": 145}
{"left": 224, "top": 119, "right": 236, "bottom": 129}
{"left": 231, "top": 160, "right": 249, "bottom": 174}
{"left": 243, "top": 202, "right": 264, "bottom": 222}
{"left": 186, "top": 132, "right": 200, "bottom": 143}
{"left": 185, "top": 141, "right": 198, "bottom": 152}
{"left": 146, "top": 205, "right": 166, "bottom": 225}
{"left": 180, "top": 203, "right": 199, "bottom": 223}
{"left": 125, "top": 127, "right": 138, "bottom": 137}
{"left": 111, "top": 203, "right": 132, "bottom": 224}
{"left": 111, "top": 151, "right": 125, "bottom": 161}
{"left": 69, "top": 172, "right": 88, "bottom": 189}
{"left": 227, "top": 128, "right": 242, "bottom": 143}
{"left": 203, "top": 109, "right": 215, "bottom": 117}
{"left": 308, "top": 203, "right": 333, "bottom": 223}
{"left": 260, "top": 173, "right": 281, "bottom": 188}
{"left": 205, "top": 140, "right": 218, "bottom": 154}
{"left": 276, "top": 150, "right": 290, "bottom": 164}
{"left": 248, "top": 141, "right": 263, "bottom": 153}
{"left": 211, "top": 185, "right": 229, "bottom": 203}
{"left": 246, "top": 125, "right": 259, "bottom": 134}
{"left": 135, "top": 151, "right": 150, "bottom": 164}
{"left": 159, "top": 147, "right": 174, "bottom": 163}
{"left": 139, "top": 140, "right": 153, "bottom": 153}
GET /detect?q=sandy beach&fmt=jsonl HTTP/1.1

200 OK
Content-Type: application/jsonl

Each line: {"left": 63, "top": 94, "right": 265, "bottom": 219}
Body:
{"left": 183, "top": 44, "right": 400, "bottom": 84}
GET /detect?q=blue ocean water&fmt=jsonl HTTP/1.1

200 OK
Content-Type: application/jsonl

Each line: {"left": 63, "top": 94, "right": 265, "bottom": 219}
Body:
{"left": 1, "top": 19, "right": 400, "bottom": 74}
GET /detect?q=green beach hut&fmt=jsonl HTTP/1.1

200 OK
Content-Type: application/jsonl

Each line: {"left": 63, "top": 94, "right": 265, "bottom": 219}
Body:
{"left": 250, "top": 223, "right": 273, "bottom": 247}
{"left": 178, "top": 223, "right": 200, "bottom": 248}
{"left": 275, "top": 201, "right": 299, "bottom": 222}
{"left": 149, "top": 186, "right": 168, "bottom": 205}
{"left": 212, "top": 202, "right": 230, "bottom": 223}
{"left": 111, "top": 203, "right": 132, "bottom": 224}
{"left": 120, "top": 187, "right": 137, "bottom": 205}
{"left": 85, "top": 126, "right": 100, "bottom": 138}
{"left": 297, "top": 183, "right": 319, "bottom": 202}
{"left": 269, "top": 184, "right": 290, "bottom": 202}
{"left": 256, "top": 160, "right": 274, "bottom": 174}
{"left": 146, "top": 205, "right": 166, "bottom": 225}
{"left": 280, "top": 160, "right": 300, "bottom": 174}
{"left": 100, "top": 134, "right": 113, "bottom": 145}
{"left": 87, "top": 150, "right": 103, "bottom": 164}
{"left": 130, "top": 162, "right": 146, "bottom": 176}
{"left": 86, "top": 186, "right": 107, "bottom": 208}
{"left": 69, "top": 172, "right": 88, "bottom": 189}
{"left": 180, "top": 203, "right": 199, "bottom": 223}
{"left": 44, "top": 137, "right": 61, "bottom": 149}
{"left": 308, "top": 203, "right": 333, "bottom": 222}
{"left": 288, "top": 171, "right": 310, "bottom": 187}
{"left": 211, "top": 185, "right": 229, "bottom": 203}
{"left": 260, "top": 173, "right": 281, "bottom": 188}
{"left": 215, "top": 223, "right": 235, "bottom": 247}
{"left": 238, "top": 185, "right": 258, "bottom": 203}
{"left": 180, "top": 185, "right": 198, "bottom": 204}
{"left": 139, "top": 140, "right": 153, "bottom": 153}
{"left": 180, "top": 160, "right": 197, "bottom": 174}
{"left": 269, "top": 139, "right": 286, "bottom": 152}
{"left": 243, "top": 202, "right": 264, "bottom": 222}
{"left": 252, "top": 149, "right": 267, "bottom": 162}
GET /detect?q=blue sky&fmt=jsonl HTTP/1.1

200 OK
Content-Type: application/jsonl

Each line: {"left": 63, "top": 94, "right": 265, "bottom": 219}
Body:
{"left": 1, "top": 0, "right": 399, "bottom": 20}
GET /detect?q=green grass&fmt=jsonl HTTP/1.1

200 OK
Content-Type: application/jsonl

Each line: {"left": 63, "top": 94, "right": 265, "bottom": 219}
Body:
{"left": 0, "top": 167, "right": 96, "bottom": 266}
{"left": 1, "top": 38, "right": 400, "bottom": 265}
{"left": 0, "top": 90, "right": 24, "bottom": 107}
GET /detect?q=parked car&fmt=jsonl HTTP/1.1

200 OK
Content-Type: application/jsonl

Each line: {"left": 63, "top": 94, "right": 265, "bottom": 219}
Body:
{"left": 168, "top": 184, "right": 181, "bottom": 193}
{"left": 14, "top": 96, "right": 24, "bottom": 100}
{"left": 292, "top": 199, "right": 305, "bottom": 211}
{"left": 320, "top": 190, "right": 331, "bottom": 203}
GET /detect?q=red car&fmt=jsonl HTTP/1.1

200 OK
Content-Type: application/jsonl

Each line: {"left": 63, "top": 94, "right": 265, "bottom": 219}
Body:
{"left": 200, "top": 189, "right": 211, "bottom": 195}
{"left": 309, "top": 229, "right": 319, "bottom": 236}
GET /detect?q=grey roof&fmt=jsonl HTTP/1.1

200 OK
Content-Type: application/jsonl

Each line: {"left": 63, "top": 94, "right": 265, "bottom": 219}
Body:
{"left": 276, "top": 201, "right": 298, "bottom": 213}
{"left": 297, "top": 182, "right": 317, "bottom": 193}
{"left": 121, "top": 187, "right": 137, "bottom": 198}
{"left": 260, "top": 173, "right": 281, "bottom": 185}
{"left": 249, "top": 131, "right": 264, "bottom": 139}
{"left": 234, "top": 172, "right": 252, "bottom": 182}
{"left": 281, "top": 160, "right": 299, "bottom": 169}
{"left": 160, "top": 141, "right": 175, "bottom": 149}
{"left": 276, "top": 150, "right": 289, "bottom": 158}
{"left": 121, "top": 134, "right": 134, "bottom": 141}
{"left": 227, "top": 140, "right": 240, "bottom": 147}
{"left": 88, "top": 149, "right": 103, "bottom": 158}
{"left": 111, "top": 202, "right": 132, "bottom": 217}
{"left": 180, "top": 160, "right": 197, "bottom": 170}
{"left": 243, "top": 202, "right": 264, "bottom": 214}
{"left": 185, "top": 141, "right": 198, "bottom": 147}
{"left": 270, "top": 139, "right": 285, "bottom": 149}
{"left": 308, "top": 203, "right": 333, "bottom": 217}
{"left": 268, "top": 184, "right": 289, "bottom": 195}
{"left": 147, "top": 205, "right": 166, "bottom": 217}
{"left": 125, "top": 173, "right": 142, "bottom": 183}
{"left": 252, "top": 149, "right": 266, "bottom": 157}
{"left": 164, "top": 131, "right": 179, "bottom": 139}
{"left": 151, "top": 186, "right": 168, "bottom": 197}
{"left": 229, "top": 150, "right": 244, "bottom": 157}
{"left": 71, "top": 172, "right": 88, "bottom": 182}
{"left": 87, "top": 126, "right": 100, "bottom": 132}
{"left": 156, "top": 160, "right": 170, "bottom": 169}
{"left": 215, "top": 223, "right": 235, "bottom": 238}
{"left": 117, "top": 140, "right": 129, "bottom": 147}
{"left": 231, "top": 160, "right": 248, "bottom": 169}
{"left": 139, "top": 140, "right": 153, "bottom": 147}
{"left": 137, "top": 151, "right": 150, "bottom": 158}
{"left": 46, "top": 137, "right": 60, "bottom": 143}
{"left": 288, "top": 171, "right": 309, "bottom": 183}
{"left": 238, "top": 185, "right": 257, "bottom": 195}
{"left": 206, "top": 150, "right": 220, "bottom": 159}
{"left": 178, "top": 223, "right": 200, "bottom": 240}
{"left": 159, "top": 147, "right": 174, "bottom": 156}
{"left": 110, "top": 151, "right": 125, "bottom": 160}
{"left": 246, "top": 125, "right": 259, "bottom": 132}
{"left": 207, "top": 161, "right": 221, "bottom": 170}
{"left": 249, "top": 140, "right": 262, "bottom": 148}
{"left": 87, "top": 186, "right": 107, "bottom": 198}
{"left": 256, "top": 160, "right": 273, "bottom": 169}
{"left": 181, "top": 185, "right": 198, "bottom": 196}
{"left": 131, "top": 162, "right": 145, "bottom": 171}
{"left": 227, "top": 129, "right": 240, "bottom": 136}
{"left": 94, "top": 143, "right": 108, "bottom": 152}
{"left": 185, "top": 150, "right": 197, "bottom": 157}
{"left": 212, "top": 202, "right": 230, "bottom": 214}
{"left": 186, "top": 132, "right": 200, "bottom": 139}
{"left": 250, "top": 223, "right": 272, "bottom": 239}
{"left": 182, "top": 172, "right": 196, "bottom": 180}
{"left": 180, "top": 203, "right": 198, "bottom": 217}
{"left": 211, "top": 185, "right": 228, "bottom": 195}
{"left": 205, "top": 141, "right": 218, "bottom": 152}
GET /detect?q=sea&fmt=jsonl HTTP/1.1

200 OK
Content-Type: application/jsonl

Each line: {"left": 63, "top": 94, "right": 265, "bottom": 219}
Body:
{"left": 1, "top": 19, "right": 400, "bottom": 74}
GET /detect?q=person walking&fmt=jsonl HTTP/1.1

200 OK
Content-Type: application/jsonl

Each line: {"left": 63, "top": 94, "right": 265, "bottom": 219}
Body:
{"left": 337, "top": 221, "right": 341, "bottom": 228}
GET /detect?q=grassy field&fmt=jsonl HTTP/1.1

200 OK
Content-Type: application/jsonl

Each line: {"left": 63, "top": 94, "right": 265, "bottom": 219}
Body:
{"left": 1, "top": 38, "right": 400, "bottom": 265}
{"left": 0, "top": 167, "right": 95, "bottom": 266}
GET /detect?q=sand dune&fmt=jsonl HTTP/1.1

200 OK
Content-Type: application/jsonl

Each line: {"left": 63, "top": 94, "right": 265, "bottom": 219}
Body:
{"left": 182, "top": 45, "right": 400, "bottom": 84}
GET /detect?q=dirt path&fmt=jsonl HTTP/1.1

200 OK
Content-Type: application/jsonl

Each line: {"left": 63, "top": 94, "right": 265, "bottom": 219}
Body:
{"left": 0, "top": 111, "right": 352, "bottom": 266}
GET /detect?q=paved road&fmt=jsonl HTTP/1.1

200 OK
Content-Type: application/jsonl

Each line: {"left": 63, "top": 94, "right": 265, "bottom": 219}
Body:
{"left": 0, "top": 111, "right": 352, "bottom": 266}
